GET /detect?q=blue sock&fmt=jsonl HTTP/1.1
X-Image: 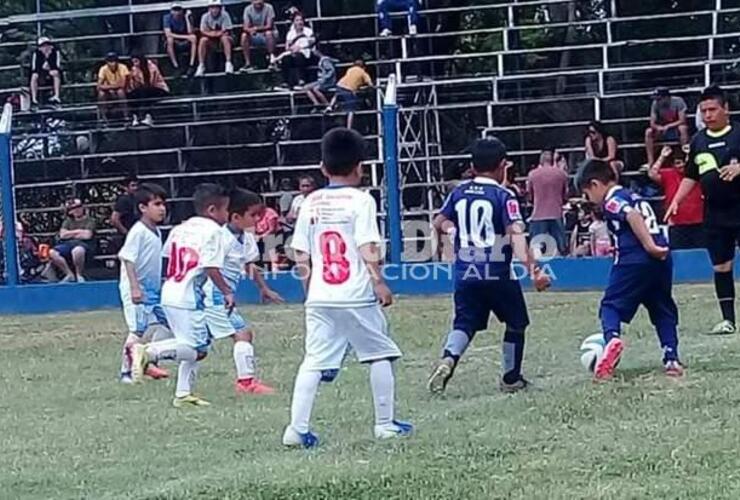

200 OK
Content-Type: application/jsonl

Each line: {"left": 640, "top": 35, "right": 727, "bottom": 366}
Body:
{"left": 442, "top": 329, "right": 471, "bottom": 364}
{"left": 655, "top": 320, "right": 680, "bottom": 363}
{"left": 600, "top": 304, "right": 622, "bottom": 343}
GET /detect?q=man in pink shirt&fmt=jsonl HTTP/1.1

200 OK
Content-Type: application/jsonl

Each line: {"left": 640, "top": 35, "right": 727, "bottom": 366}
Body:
{"left": 527, "top": 150, "right": 569, "bottom": 255}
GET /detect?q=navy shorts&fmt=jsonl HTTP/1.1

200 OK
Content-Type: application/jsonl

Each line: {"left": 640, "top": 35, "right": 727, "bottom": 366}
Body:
{"left": 336, "top": 87, "right": 359, "bottom": 112}
{"left": 600, "top": 259, "right": 678, "bottom": 326}
{"left": 453, "top": 279, "right": 530, "bottom": 335}
{"left": 54, "top": 240, "right": 92, "bottom": 261}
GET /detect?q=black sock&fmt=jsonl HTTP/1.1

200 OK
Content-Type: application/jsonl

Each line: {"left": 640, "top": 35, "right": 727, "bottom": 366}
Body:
{"left": 502, "top": 328, "right": 525, "bottom": 384}
{"left": 714, "top": 271, "right": 736, "bottom": 324}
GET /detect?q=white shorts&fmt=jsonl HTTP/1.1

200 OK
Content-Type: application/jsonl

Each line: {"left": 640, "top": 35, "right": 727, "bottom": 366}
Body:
{"left": 205, "top": 306, "right": 250, "bottom": 340}
{"left": 163, "top": 306, "right": 211, "bottom": 353}
{"left": 123, "top": 301, "right": 168, "bottom": 336}
{"left": 301, "top": 305, "right": 402, "bottom": 371}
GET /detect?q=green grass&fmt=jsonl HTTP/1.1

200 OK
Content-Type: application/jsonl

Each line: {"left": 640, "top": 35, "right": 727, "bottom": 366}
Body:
{"left": 3, "top": 284, "right": 740, "bottom": 499}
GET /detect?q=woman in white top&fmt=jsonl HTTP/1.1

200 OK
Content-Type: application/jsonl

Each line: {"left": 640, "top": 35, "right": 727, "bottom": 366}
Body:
{"left": 281, "top": 12, "right": 315, "bottom": 88}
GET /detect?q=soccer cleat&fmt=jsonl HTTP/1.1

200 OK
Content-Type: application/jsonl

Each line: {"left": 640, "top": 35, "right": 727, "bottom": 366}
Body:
{"left": 173, "top": 394, "right": 211, "bottom": 408}
{"left": 130, "top": 344, "right": 149, "bottom": 383}
{"left": 594, "top": 337, "right": 624, "bottom": 381}
{"left": 145, "top": 365, "right": 170, "bottom": 380}
{"left": 664, "top": 360, "right": 685, "bottom": 378}
{"left": 119, "top": 373, "right": 133, "bottom": 384}
{"left": 374, "top": 420, "right": 414, "bottom": 440}
{"left": 235, "top": 378, "right": 275, "bottom": 395}
{"left": 499, "top": 377, "right": 530, "bottom": 394}
{"left": 709, "top": 320, "right": 736, "bottom": 335}
{"left": 282, "top": 426, "right": 319, "bottom": 449}
{"left": 427, "top": 357, "right": 455, "bottom": 394}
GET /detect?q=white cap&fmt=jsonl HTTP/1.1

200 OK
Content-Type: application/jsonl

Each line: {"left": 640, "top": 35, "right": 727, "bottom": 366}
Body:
{"left": 170, "top": 2, "right": 183, "bottom": 9}
{"left": 37, "top": 36, "right": 51, "bottom": 46}
{"left": 208, "top": 0, "right": 223, "bottom": 6}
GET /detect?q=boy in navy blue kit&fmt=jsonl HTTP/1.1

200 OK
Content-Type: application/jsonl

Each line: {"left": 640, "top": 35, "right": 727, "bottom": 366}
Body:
{"left": 577, "top": 159, "right": 684, "bottom": 380}
{"left": 428, "top": 137, "right": 550, "bottom": 394}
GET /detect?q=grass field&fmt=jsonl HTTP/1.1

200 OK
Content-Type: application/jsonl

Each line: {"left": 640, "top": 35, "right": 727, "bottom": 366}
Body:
{"left": 3, "top": 284, "right": 740, "bottom": 499}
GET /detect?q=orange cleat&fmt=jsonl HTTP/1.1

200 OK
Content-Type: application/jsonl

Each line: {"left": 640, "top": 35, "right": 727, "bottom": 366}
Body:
{"left": 145, "top": 365, "right": 170, "bottom": 380}
{"left": 235, "top": 378, "right": 275, "bottom": 395}
{"left": 594, "top": 337, "right": 624, "bottom": 381}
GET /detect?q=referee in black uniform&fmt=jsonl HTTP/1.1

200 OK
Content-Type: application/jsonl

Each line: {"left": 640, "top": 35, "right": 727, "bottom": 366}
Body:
{"left": 666, "top": 85, "right": 740, "bottom": 334}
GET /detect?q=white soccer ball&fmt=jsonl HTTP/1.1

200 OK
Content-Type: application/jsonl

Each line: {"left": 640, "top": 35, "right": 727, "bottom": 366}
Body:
{"left": 579, "top": 333, "right": 605, "bottom": 372}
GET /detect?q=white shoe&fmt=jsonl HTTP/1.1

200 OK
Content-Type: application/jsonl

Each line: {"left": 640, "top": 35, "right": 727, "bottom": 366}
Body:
{"left": 380, "top": 29, "right": 392, "bottom": 37}
{"left": 76, "top": 275, "right": 86, "bottom": 283}
{"left": 142, "top": 114, "right": 154, "bottom": 127}
{"left": 409, "top": 25, "right": 418, "bottom": 36}
{"left": 131, "top": 115, "right": 140, "bottom": 127}
{"left": 282, "top": 426, "right": 319, "bottom": 448}
{"left": 195, "top": 64, "right": 206, "bottom": 77}
{"left": 374, "top": 420, "right": 414, "bottom": 440}
{"left": 120, "top": 374, "right": 134, "bottom": 384}
{"left": 225, "top": 62, "right": 234, "bottom": 74}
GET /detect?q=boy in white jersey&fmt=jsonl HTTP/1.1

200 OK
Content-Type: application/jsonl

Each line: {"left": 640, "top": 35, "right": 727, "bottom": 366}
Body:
{"left": 283, "top": 128, "right": 413, "bottom": 449}
{"left": 132, "top": 183, "right": 234, "bottom": 408}
{"left": 118, "top": 183, "right": 170, "bottom": 384}
{"left": 204, "top": 188, "right": 284, "bottom": 395}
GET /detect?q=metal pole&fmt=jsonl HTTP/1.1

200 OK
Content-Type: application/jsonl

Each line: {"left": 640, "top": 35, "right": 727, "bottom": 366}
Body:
{"left": 383, "top": 76, "right": 402, "bottom": 264}
{"left": 0, "top": 104, "right": 19, "bottom": 286}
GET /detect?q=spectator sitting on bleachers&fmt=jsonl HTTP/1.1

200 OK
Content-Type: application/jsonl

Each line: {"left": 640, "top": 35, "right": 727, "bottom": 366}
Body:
{"left": 196, "top": 0, "right": 235, "bottom": 77}
{"left": 584, "top": 121, "right": 622, "bottom": 177}
{"left": 305, "top": 44, "right": 336, "bottom": 110}
{"left": 255, "top": 203, "right": 281, "bottom": 269}
{"left": 330, "top": 59, "right": 373, "bottom": 129}
{"left": 645, "top": 87, "right": 689, "bottom": 165}
{"left": 49, "top": 198, "right": 96, "bottom": 283}
{"left": 276, "top": 12, "right": 315, "bottom": 89}
{"left": 97, "top": 52, "right": 130, "bottom": 125}
{"left": 378, "top": 0, "right": 421, "bottom": 37}
{"left": 648, "top": 145, "right": 705, "bottom": 250}
{"left": 163, "top": 2, "right": 197, "bottom": 76}
{"left": 240, "top": 0, "right": 278, "bottom": 72}
{"left": 30, "top": 37, "right": 62, "bottom": 108}
{"left": 286, "top": 175, "right": 317, "bottom": 224}
{"left": 127, "top": 53, "right": 171, "bottom": 127}
{"left": 278, "top": 178, "right": 294, "bottom": 219}
{"left": 527, "top": 149, "right": 569, "bottom": 256}
{"left": 111, "top": 175, "right": 140, "bottom": 237}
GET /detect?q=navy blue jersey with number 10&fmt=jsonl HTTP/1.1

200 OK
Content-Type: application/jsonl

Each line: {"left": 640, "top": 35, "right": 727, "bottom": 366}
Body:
{"left": 440, "top": 177, "right": 524, "bottom": 281}
{"left": 602, "top": 185, "right": 668, "bottom": 266}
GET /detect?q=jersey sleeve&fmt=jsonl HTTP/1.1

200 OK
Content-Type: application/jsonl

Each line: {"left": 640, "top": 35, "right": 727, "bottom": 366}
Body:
{"left": 200, "top": 227, "right": 226, "bottom": 268}
{"left": 243, "top": 233, "right": 260, "bottom": 263}
{"left": 117, "top": 226, "right": 140, "bottom": 263}
{"left": 502, "top": 191, "right": 524, "bottom": 228}
{"left": 603, "top": 195, "right": 633, "bottom": 222}
{"left": 290, "top": 202, "right": 311, "bottom": 254}
{"left": 439, "top": 190, "right": 456, "bottom": 221}
{"left": 354, "top": 195, "right": 382, "bottom": 248}
{"left": 685, "top": 139, "right": 700, "bottom": 181}
{"left": 161, "top": 228, "right": 175, "bottom": 260}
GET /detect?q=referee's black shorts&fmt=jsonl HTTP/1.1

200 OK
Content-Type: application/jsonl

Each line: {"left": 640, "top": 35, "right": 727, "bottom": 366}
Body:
{"left": 706, "top": 225, "right": 740, "bottom": 266}
{"left": 669, "top": 224, "right": 706, "bottom": 251}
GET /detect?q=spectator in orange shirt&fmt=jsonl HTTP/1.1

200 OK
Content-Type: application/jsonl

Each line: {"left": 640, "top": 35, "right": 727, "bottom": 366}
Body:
{"left": 97, "top": 52, "right": 130, "bottom": 125}
{"left": 255, "top": 204, "right": 281, "bottom": 269}
{"left": 330, "top": 59, "right": 373, "bottom": 129}
{"left": 126, "top": 53, "right": 171, "bottom": 127}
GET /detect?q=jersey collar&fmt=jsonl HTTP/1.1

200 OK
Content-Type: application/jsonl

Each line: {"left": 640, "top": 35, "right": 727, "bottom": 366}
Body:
{"left": 605, "top": 185, "right": 623, "bottom": 200}
{"left": 473, "top": 176, "right": 500, "bottom": 186}
{"left": 706, "top": 125, "right": 732, "bottom": 138}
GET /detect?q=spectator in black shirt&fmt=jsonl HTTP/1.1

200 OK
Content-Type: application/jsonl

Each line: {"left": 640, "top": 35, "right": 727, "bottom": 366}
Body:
{"left": 666, "top": 85, "right": 740, "bottom": 335}
{"left": 111, "top": 175, "right": 140, "bottom": 236}
{"left": 30, "top": 37, "right": 62, "bottom": 108}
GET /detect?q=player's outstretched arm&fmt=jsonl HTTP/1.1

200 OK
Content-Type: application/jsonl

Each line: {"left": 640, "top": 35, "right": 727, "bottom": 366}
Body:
{"left": 507, "top": 222, "right": 550, "bottom": 292}
{"left": 626, "top": 211, "right": 668, "bottom": 260}
{"left": 245, "top": 262, "right": 285, "bottom": 304}
{"left": 206, "top": 267, "right": 235, "bottom": 312}
{"left": 663, "top": 177, "right": 698, "bottom": 222}
{"left": 359, "top": 243, "right": 393, "bottom": 307}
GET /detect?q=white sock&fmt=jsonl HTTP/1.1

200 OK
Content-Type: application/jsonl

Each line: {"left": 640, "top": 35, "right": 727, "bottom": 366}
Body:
{"left": 233, "top": 341, "right": 255, "bottom": 380}
{"left": 370, "top": 360, "right": 395, "bottom": 427}
{"left": 289, "top": 367, "right": 321, "bottom": 433}
{"left": 146, "top": 340, "right": 197, "bottom": 364}
{"left": 120, "top": 334, "right": 141, "bottom": 375}
{"left": 175, "top": 360, "right": 199, "bottom": 398}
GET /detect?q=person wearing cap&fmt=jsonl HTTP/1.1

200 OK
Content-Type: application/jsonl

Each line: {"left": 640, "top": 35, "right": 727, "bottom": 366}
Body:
{"left": 196, "top": 0, "right": 235, "bottom": 77}
{"left": 49, "top": 198, "right": 97, "bottom": 283}
{"left": 240, "top": 0, "right": 278, "bottom": 72}
{"left": 97, "top": 52, "right": 130, "bottom": 124}
{"left": 645, "top": 87, "right": 689, "bottom": 165}
{"left": 30, "top": 37, "right": 62, "bottom": 108}
{"left": 163, "top": 2, "right": 197, "bottom": 75}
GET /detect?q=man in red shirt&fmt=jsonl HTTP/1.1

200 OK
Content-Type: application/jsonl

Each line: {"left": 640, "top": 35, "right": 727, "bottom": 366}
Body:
{"left": 649, "top": 145, "right": 705, "bottom": 249}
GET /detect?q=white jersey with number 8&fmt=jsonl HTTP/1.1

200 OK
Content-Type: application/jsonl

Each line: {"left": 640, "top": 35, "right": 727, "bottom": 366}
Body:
{"left": 161, "top": 216, "right": 226, "bottom": 310}
{"left": 291, "top": 186, "right": 382, "bottom": 308}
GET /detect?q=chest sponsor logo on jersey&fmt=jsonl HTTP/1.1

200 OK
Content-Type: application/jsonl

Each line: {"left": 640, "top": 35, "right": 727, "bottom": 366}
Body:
{"left": 708, "top": 141, "right": 726, "bottom": 149}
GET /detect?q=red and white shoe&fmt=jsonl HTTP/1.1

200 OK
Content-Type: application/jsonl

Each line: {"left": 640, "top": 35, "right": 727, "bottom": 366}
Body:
{"left": 235, "top": 378, "right": 275, "bottom": 395}
{"left": 664, "top": 360, "right": 685, "bottom": 378}
{"left": 594, "top": 337, "right": 624, "bottom": 381}
{"left": 145, "top": 365, "right": 170, "bottom": 380}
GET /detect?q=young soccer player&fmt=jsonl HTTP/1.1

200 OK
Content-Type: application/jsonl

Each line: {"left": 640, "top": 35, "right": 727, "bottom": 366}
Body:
{"left": 132, "top": 183, "right": 234, "bottom": 408}
{"left": 118, "top": 183, "right": 170, "bottom": 384}
{"left": 283, "top": 128, "right": 412, "bottom": 449}
{"left": 427, "top": 137, "right": 550, "bottom": 395}
{"left": 578, "top": 159, "right": 683, "bottom": 380}
{"left": 203, "top": 188, "right": 284, "bottom": 395}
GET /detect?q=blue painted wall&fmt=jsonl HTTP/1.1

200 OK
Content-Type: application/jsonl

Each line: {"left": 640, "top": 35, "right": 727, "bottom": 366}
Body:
{"left": 0, "top": 250, "right": 722, "bottom": 315}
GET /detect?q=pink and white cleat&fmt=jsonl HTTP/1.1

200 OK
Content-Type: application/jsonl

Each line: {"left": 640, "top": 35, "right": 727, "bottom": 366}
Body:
{"left": 594, "top": 337, "right": 624, "bottom": 381}
{"left": 145, "top": 365, "right": 170, "bottom": 380}
{"left": 235, "top": 378, "right": 275, "bottom": 395}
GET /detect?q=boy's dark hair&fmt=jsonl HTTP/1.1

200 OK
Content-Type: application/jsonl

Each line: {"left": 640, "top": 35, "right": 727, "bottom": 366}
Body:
{"left": 576, "top": 159, "right": 615, "bottom": 189}
{"left": 322, "top": 128, "right": 366, "bottom": 176}
{"left": 135, "top": 183, "right": 167, "bottom": 208}
{"left": 700, "top": 85, "right": 727, "bottom": 106}
{"left": 123, "top": 174, "right": 139, "bottom": 185}
{"left": 193, "top": 183, "right": 228, "bottom": 215}
{"left": 470, "top": 137, "right": 507, "bottom": 172}
{"left": 228, "top": 188, "right": 262, "bottom": 216}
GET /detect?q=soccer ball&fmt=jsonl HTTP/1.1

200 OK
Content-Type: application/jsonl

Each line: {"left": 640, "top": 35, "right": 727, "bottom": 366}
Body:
{"left": 579, "top": 333, "right": 605, "bottom": 372}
